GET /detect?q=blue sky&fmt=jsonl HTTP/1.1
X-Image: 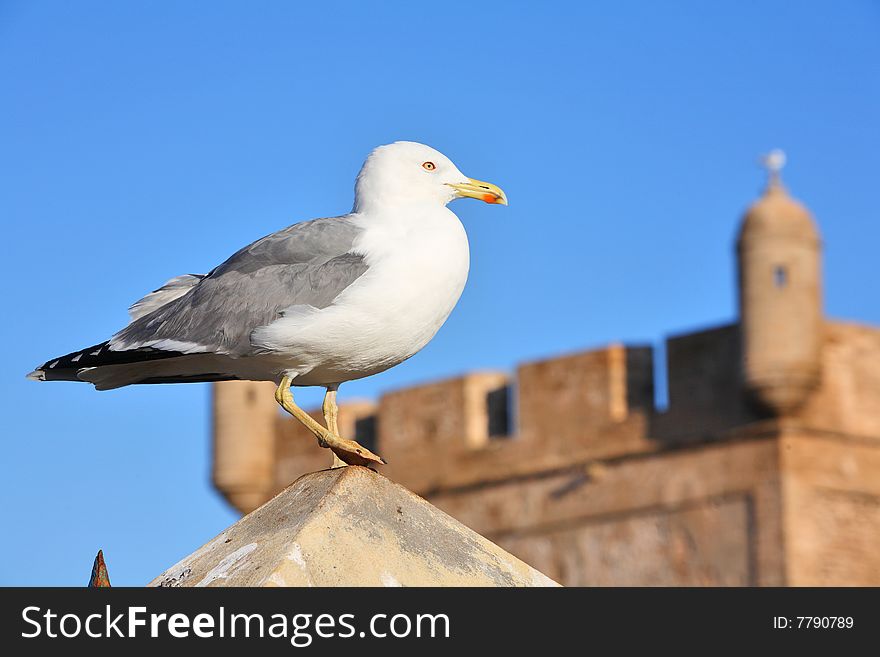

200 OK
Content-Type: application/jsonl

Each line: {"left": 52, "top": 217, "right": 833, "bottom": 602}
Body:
{"left": 1, "top": 1, "right": 877, "bottom": 585}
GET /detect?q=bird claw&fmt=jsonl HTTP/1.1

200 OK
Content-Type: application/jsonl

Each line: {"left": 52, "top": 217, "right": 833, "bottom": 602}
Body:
{"left": 322, "top": 432, "right": 387, "bottom": 467}
{"left": 275, "top": 378, "right": 386, "bottom": 467}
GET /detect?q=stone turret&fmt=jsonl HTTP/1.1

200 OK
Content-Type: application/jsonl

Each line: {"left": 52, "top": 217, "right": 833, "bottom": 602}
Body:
{"left": 737, "top": 151, "right": 823, "bottom": 414}
{"left": 212, "top": 380, "right": 278, "bottom": 511}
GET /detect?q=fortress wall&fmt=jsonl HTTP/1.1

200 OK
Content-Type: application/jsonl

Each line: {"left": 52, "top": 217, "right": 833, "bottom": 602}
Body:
{"left": 779, "top": 427, "right": 880, "bottom": 585}
{"left": 210, "top": 325, "right": 880, "bottom": 587}
{"left": 657, "top": 324, "right": 759, "bottom": 442}
{"left": 516, "top": 343, "right": 654, "bottom": 444}
{"left": 212, "top": 342, "right": 660, "bottom": 509}
{"left": 797, "top": 322, "right": 880, "bottom": 438}
{"left": 211, "top": 323, "right": 880, "bottom": 589}
{"left": 376, "top": 372, "right": 510, "bottom": 491}
{"left": 427, "top": 434, "right": 785, "bottom": 586}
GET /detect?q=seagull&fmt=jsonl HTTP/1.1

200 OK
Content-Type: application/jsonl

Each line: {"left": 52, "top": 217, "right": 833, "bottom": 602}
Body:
{"left": 28, "top": 141, "right": 507, "bottom": 467}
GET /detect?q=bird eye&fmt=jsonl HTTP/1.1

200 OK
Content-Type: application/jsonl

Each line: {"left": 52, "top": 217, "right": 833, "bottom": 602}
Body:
{"left": 422, "top": 161, "right": 436, "bottom": 171}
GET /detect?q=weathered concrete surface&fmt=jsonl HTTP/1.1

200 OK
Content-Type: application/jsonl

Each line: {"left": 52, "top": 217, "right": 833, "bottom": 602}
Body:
{"left": 149, "top": 466, "right": 559, "bottom": 587}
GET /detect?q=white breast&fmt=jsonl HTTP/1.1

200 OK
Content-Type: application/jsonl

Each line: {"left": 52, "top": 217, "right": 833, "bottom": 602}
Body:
{"left": 253, "top": 205, "right": 470, "bottom": 384}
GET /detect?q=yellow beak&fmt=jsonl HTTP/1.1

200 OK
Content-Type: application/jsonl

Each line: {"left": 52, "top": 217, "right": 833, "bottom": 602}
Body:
{"left": 447, "top": 178, "right": 508, "bottom": 205}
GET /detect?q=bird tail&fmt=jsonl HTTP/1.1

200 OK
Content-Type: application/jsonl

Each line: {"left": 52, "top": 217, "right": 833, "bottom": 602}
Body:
{"left": 28, "top": 341, "right": 244, "bottom": 390}
{"left": 26, "top": 341, "right": 200, "bottom": 387}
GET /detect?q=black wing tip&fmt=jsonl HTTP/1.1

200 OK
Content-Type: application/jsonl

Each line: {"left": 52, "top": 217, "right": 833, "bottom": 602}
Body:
{"left": 31, "top": 340, "right": 191, "bottom": 380}
{"left": 28, "top": 341, "right": 110, "bottom": 382}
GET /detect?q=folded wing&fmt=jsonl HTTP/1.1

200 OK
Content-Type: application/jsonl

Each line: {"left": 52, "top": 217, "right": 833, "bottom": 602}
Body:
{"left": 29, "top": 215, "right": 370, "bottom": 388}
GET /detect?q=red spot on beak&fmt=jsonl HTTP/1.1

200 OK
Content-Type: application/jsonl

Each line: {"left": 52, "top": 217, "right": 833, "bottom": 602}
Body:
{"left": 482, "top": 193, "right": 498, "bottom": 204}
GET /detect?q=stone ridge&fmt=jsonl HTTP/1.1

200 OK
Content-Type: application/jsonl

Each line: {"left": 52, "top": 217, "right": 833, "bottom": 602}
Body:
{"left": 149, "top": 466, "right": 559, "bottom": 587}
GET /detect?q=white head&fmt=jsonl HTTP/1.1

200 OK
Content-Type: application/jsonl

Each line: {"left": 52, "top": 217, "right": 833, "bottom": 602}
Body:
{"left": 353, "top": 141, "right": 507, "bottom": 213}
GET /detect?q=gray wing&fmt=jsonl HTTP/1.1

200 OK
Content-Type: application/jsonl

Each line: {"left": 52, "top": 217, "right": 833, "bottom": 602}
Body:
{"left": 110, "top": 215, "right": 368, "bottom": 356}
{"left": 128, "top": 274, "right": 206, "bottom": 321}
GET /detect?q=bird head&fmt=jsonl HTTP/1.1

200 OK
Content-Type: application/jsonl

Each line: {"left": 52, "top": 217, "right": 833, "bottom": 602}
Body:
{"left": 353, "top": 141, "right": 507, "bottom": 212}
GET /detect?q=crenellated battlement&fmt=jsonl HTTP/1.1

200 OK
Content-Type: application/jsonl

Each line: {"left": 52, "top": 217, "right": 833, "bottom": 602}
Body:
{"left": 212, "top": 342, "right": 653, "bottom": 507}
{"left": 213, "top": 319, "right": 880, "bottom": 516}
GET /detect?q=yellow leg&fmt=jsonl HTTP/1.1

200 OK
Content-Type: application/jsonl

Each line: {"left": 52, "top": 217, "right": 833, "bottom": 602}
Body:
{"left": 275, "top": 376, "right": 386, "bottom": 466}
{"left": 322, "top": 387, "right": 347, "bottom": 469}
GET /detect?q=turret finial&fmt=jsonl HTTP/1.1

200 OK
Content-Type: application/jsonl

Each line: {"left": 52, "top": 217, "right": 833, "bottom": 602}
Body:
{"left": 759, "top": 149, "right": 786, "bottom": 191}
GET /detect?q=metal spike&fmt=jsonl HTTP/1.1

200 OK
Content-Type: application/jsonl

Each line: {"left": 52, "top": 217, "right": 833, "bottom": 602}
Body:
{"left": 88, "top": 549, "right": 111, "bottom": 587}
